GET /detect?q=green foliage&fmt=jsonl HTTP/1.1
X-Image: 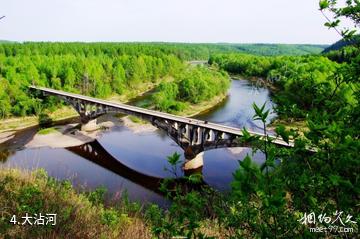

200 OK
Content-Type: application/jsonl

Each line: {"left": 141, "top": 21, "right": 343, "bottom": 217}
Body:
{"left": 128, "top": 115, "right": 146, "bottom": 124}
{"left": 154, "top": 93, "right": 359, "bottom": 238}
{"left": 319, "top": 0, "right": 359, "bottom": 39}
{"left": 152, "top": 82, "right": 185, "bottom": 112}
{"left": 252, "top": 102, "right": 269, "bottom": 123}
{"left": 0, "top": 43, "right": 187, "bottom": 118}
{"left": 233, "top": 43, "right": 326, "bottom": 56}
{"left": 17, "top": 184, "right": 44, "bottom": 214}
{"left": 37, "top": 127, "right": 57, "bottom": 135}
{"left": 210, "top": 53, "right": 358, "bottom": 120}
{"left": 0, "top": 169, "right": 148, "bottom": 238}
{"left": 207, "top": 29, "right": 359, "bottom": 237}
{"left": 177, "top": 67, "right": 230, "bottom": 104}
{"left": 0, "top": 42, "right": 326, "bottom": 118}
{"left": 87, "top": 186, "right": 107, "bottom": 206}
{"left": 147, "top": 179, "right": 214, "bottom": 239}
{"left": 152, "top": 66, "right": 230, "bottom": 112}
{"left": 101, "top": 208, "right": 122, "bottom": 227}
{"left": 38, "top": 112, "right": 53, "bottom": 128}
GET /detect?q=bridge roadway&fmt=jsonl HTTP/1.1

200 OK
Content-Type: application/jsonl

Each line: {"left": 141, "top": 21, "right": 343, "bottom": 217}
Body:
{"left": 30, "top": 85, "right": 292, "bottom": 148}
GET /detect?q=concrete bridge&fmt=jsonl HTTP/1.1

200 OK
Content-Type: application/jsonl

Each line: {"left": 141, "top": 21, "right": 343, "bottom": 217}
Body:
{"left": 30, "top": 86, "right": 292, "bottom": 171}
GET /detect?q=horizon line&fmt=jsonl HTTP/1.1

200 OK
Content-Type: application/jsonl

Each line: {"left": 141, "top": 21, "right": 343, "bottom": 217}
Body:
{"left": 0, "top": 39, "right": 331, "bottom": 46}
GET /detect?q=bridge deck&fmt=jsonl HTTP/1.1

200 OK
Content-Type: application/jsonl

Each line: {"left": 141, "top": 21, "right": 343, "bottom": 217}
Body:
{"left": 30, "top": 85, "right": 292, "bottom": 147}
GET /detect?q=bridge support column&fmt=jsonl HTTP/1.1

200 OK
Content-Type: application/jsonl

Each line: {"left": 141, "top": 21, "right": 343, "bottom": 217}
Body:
{"left": 81, "top": 119, "right": 98, "bottom": 132}
{"left": 183, "top": 151, "right": 204, "bottom": 171}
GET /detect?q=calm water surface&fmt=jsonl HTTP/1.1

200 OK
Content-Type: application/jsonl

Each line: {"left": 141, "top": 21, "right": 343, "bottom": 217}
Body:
{"left": 0, "top": 79, "right": 276, "bottom": 206}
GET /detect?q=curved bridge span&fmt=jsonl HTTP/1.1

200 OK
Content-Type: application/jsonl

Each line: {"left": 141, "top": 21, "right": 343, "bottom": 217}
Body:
{"left": 30, "top": 86, "right": 292, "bottom": 169}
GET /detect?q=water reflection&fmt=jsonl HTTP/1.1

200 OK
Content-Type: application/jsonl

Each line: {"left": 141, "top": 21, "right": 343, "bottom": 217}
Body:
{"left": 67, "top": 140, "right": 163, "bottom": 194}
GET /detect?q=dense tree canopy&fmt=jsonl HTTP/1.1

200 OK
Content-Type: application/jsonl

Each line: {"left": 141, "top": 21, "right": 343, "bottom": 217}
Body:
{"left": 0, "top": 42, "right": 323, "bottom": 118}
{"left": 0, "top": 43, "right": 189, "bottom": 117}
{"left": 209, "top": 52, "right": 357, "bottom": 119}
{"left": 152, "top": 66, "right": 230, "bottom": 112}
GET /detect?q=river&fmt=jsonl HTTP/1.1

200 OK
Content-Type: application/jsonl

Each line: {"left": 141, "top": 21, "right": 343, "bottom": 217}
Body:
{"left": 0, "top": 79, "right": 276, "bottom": 206}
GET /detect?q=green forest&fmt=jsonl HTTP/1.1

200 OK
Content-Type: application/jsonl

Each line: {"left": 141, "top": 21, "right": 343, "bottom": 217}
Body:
{"left": 209, "top": 50, "right": 359, "bottom": 120}
{"left": 0, "top": 42, "right": 325, "bottom": 119}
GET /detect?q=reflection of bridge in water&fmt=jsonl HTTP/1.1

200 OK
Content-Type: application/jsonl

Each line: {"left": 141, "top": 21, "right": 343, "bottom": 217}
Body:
{"left": 66, "top": 140, "right": 164, "bottom": 194}
{"left": 31, "top": 86, "right": 293, "bottom": 171}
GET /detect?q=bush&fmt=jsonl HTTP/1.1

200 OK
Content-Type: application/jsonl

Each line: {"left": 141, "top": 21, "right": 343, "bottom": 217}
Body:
{"left": 0, "top": 169, "right": 151, "bottom": 239}
{"left": 38, "top": 112, "right": 53, "bottom": 128}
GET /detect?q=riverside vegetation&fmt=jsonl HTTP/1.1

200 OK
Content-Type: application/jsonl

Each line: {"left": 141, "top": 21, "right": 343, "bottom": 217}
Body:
{"left": 0, "top": 42, "right": 325, "bottom": 121}
{"left": 1, "top": 1, "right": 359, "bottom": 238}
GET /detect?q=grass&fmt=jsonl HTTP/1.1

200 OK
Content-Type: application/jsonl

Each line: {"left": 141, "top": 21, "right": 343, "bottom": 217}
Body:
{"left": 268, "top": 118, "right": 308, "bottom": 135}
{"left": 37, "top": 127, "right": 58, "bottom": 135}
{"left": 128, "top": 116, "right": 147, "bottom": 124}
{"left": 0, "top": 168, "right": 227, "bottom": 238}
{"left": 0, "top": 168, "right": 151, "bottom": 239}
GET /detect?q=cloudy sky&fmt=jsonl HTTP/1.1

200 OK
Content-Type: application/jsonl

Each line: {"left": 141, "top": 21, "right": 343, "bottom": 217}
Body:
{"left": 0, "top": 0, "right": 348, "bottom": 44}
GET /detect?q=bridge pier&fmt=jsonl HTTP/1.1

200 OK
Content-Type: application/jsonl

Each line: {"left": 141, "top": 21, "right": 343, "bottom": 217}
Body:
{"left": 81, "top": 119, "right": 98, "bottom": 132}
{"left": 183, "top": 152, "right": 204, "bottom": 171}
{"left": 183, "top": 145, "right": 204, "bottom": 171}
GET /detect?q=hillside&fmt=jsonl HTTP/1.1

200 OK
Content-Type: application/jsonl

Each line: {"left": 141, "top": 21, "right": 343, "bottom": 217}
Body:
{"left": 226, "top": 43, "right": 327, "bottom": 56}
{"left": 322, "top": 35, "right": 360, "bottom": 53}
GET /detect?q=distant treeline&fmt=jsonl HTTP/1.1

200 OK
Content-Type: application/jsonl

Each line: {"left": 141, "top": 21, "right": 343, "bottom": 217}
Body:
{"left": 0, "top": 42, "right": 327, "bottom": 118}
{"left": 209, "top": 51, "right": 358, "bottom": 119}
{"left": 229, "top": 43, "right": 326, "bottom": 56}
{"left": 0, "top": 42, "right": 326, "bottom": 59}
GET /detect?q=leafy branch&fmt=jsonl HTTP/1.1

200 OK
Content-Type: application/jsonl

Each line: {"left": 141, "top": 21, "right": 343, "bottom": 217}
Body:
{"left": 319, "top": 0, "right": 359, "bottom": 39}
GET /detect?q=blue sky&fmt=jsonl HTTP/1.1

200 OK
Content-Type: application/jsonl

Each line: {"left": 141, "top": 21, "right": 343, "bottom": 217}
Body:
{"left": 0, "top": 0, "right": 348, "bottom": 44}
